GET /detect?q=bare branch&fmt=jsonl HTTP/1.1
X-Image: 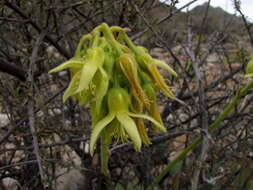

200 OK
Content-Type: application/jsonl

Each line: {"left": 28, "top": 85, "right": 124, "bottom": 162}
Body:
{"left": 0, "top": 58, "right": 26, "bottom": 81}
{"left": 184, "top": 21, "right": 209, "bottom": 190}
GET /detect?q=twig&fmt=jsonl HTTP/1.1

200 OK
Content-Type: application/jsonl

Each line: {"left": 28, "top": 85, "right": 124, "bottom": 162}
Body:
{"left": 184, "top": 21, "right": 209, "bottom": 190}
{"left": 0, "top": 58, "right": 26, "bottom": 81}
{"left": 194, "top": 0, "right": 211, "bottom": 55}
{"left": 4, "top": 0, "right": 71, "bottom": 58}
{"left": 131, "top": 3, "right": 185, "bottom": 74}
{"left": 162, "top": 63, "right": 245, "bottom": 118}
{"left": 153, "top": 79, "right": 253, "bottom": 185}
{"left": 110, "top": 132, "right": 190, "bottom": 152}
{"left": 0, "top": 137, "right": 88, "bottom": 153}
{"left": 0, "top": 160, "right": 38, "bottom": 171}
{"left": 0, "top": 159, "right": 57, "bottom": 171}
{"left": 0, "top": 85, "right": 67, "bottom": 145}
{"left": 28, "top": 32, "right": 46, "bottom": 182}
{"left": 0, "top": 17, "right": 28, "bottom": 22}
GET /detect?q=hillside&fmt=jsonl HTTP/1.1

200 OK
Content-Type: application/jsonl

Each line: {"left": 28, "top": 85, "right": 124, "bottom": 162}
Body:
{"left": 189, "top": 2, "right": 244, "bottom": 34}
{"left": 141, "top": 1, "right": 246, "bottom": 45}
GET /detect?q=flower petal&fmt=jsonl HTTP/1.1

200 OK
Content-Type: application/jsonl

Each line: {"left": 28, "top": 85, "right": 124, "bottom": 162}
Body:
{"left": 76, "top": 48, "right": 105, "bottom": 93}
{"left": 94, "top": 67, "right": 109, "bottom": 113}
{"left": 128, "top": 112, "right": 167, "bottom": 133}
{"left": 153, "top": 59, "right": 177, "bottom": 77}
{"left": 48, "top": 58, "right": 84, "bottom": 74}
{"left": 116, "top": 112, "right": 142, "bottom": 151}
{"left": 63, "top": 71, "right": 81, "bottom": 102}
{"left": 135, "top": 118, "right": 152, "bottom": 146}
{"left": 90, "top": 113, "right": 115, "bottom": 155}
{"left": 119, "top": 54, "right": 148, "bottom": 106}
{"left": 76, "top": 60, "right": 98, "bottom": 93}
{"left": 148, "top": 64, "right": 175, "bottom": 99}
{"left": 78, "top": 89, "right": 93, "bottom": 106}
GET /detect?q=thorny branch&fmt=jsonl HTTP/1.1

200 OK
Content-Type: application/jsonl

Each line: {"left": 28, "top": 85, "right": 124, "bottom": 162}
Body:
{"left": 185, "top": 21, "right": 209, "bottom": 190}
{"left": 27, "top": 32, "right": 46, "bottom": 183}
{"left": 4, "top": 0, "right": 71, "bottom": 59}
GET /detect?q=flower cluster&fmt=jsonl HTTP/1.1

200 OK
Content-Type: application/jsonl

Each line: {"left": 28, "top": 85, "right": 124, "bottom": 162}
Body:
{"left": 49, "top": 23, "right": 177, "bottom": 155}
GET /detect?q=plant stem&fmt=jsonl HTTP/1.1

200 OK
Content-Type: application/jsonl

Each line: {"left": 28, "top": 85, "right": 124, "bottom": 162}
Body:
{"left": 75, "top": 34, "right": 92, "bottom": 57}
{"left": 121, "top": 31, "right": 139, "bottom": 54}
{"left": 100, "top": 23, "right": 124, "bottom": 55}
{"left": 100, "top": 131, "right": 110, "bottom": 178}
{"left": 153, "top": 79, "right": 253, "bottom": 185}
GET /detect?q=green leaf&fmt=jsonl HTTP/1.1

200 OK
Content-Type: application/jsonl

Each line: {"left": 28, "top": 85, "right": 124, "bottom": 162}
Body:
{"left": 169, "top": 161, "right": 183, "bottom": 176}
{"left": 116, "top": 112, "right": 142, "bottom": 151}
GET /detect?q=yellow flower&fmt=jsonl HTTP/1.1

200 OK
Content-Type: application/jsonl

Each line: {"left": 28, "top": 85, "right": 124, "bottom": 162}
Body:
{"left": 147, "top": 64, "right": 175, "bottom": 99}
{"left": 49, "top": 47, "right": 108, "bottom": 106}
{"left": 89, "top": 87, "right": 165, "bottom": 155}
{"left": 118, "top": 54, "right": 149, "bottom": 107}
{"left": 137, "top": 50, "right": 176, "bottom": 99}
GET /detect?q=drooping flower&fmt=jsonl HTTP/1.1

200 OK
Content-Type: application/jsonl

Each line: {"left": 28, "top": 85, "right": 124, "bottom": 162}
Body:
{"left": 136, "top": 48, "right": 177, "bottom": 99}
{"left": 118, "top": 54, "right": 149, "bottom": 108}
{"left": 89, "top": 87, "right": 166, "bottom": 155}
{"left": 47, "top": 23, "right": 182, "bottom": 177}
{"left": 137, "top": 47, "right": 177, "bottom": 77}
{"left": 49, "top": 23, "right": 178, "bottom": 158}
{"left": 49, "top": 47, "right": 108, "bottom": 108}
